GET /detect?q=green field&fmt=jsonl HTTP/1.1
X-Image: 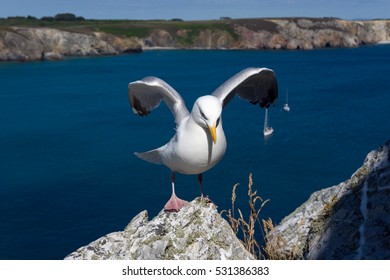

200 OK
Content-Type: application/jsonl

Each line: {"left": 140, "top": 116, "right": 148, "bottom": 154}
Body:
{"left": 0, "top": 17, "right": 242, "bottom": 40}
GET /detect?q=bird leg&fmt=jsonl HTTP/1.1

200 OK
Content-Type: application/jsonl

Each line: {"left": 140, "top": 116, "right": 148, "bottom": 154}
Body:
{"left": 198, "top": 173, "right": 216, "bottom": 207}
{"left": 198, "top": 173, "right": 204, "bottom": 197}
{"left": 164, "top": 172, "right": 187, "bottom": 212}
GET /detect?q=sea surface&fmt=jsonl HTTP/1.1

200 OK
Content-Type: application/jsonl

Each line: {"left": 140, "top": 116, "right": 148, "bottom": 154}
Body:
{"left": 1, "top": 45, "right": 390, "bottom": 259}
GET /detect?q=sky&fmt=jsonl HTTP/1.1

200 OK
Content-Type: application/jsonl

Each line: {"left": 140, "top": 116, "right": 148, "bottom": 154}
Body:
{"left": 0, "top": 0, "right": 389, "bottom": 20}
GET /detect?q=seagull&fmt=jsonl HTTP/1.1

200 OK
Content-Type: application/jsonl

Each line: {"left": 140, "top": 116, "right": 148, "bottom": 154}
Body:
{"left": 128, "top": 67, "right": 278, "bottom": 211}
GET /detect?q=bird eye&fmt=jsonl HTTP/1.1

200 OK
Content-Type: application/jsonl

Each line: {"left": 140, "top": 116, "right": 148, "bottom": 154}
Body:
{"left": 216, "top": 117, "right": 220, "bottom": 127}
{"left": 199, "top": 109, "right": 208, "bottom": 120}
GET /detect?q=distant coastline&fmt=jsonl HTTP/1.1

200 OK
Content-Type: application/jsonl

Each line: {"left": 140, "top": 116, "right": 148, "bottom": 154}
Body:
{"left": 1, "top": 17, "right": 390, "bottom": 62}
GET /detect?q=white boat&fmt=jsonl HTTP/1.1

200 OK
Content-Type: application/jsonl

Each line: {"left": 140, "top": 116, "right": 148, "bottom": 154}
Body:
{"left": 283, "top": 89, "right": 290, "bottom": 112}
{"left": 263, "top": 108, "right": 273, "bottom": 136}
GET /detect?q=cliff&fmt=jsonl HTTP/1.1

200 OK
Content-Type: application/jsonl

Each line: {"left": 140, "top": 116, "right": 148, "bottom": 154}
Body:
{"left": 1, "top": 18, "right": 390, "bottom": 62}
{"left": 138, "top": 18, "right": 390, "bottom": 50}
{"left": 266, "top": 140, "right": 390, "bottom": 259}
{"left": 64, "top": 197, "right": 254, "bottom": 260}
{"left": 0, "top": 27, "right": 141, "bottom": 61}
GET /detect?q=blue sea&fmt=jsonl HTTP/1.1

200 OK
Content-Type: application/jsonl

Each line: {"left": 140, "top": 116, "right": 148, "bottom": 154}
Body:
{"left": 1, "top": 45, "right": 390, "bottom": 259}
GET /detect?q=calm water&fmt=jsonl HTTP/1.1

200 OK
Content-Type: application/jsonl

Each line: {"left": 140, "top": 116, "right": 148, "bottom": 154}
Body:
{"left": 1, "top": 46, "right": 390, "bottom": 259}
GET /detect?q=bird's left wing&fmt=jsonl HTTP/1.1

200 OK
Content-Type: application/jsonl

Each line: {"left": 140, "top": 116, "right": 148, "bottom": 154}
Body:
{"left": 212, "top": 67, "right": 278, "bottom": 108}
{"left": 128, "top": 77, "right": 190, "bottom": 125}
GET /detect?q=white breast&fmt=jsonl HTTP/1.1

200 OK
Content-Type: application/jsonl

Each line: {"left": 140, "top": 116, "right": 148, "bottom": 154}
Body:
{"left": 161, "top": 116, "right": 226, "bottom": 174}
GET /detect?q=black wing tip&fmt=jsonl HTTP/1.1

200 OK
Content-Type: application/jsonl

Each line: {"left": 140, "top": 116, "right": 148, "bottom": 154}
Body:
{"left": 255, "top": 73, "right": 279, "bottom": 108}
{"left": 260, "top": 90, "right": 278, "bottom": 108}
{"left": 130, "top": 95, "right": 150, "bottom": 116}
{"left": 265, "top": 73, "right": 278, "bottom": 108}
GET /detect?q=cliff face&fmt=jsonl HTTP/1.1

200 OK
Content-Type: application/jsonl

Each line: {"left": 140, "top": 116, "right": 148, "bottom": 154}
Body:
{"left": 64, "top": 198, "right": 254, "bottom": 260}
{"left": 138, "top": 18, "right": 390, "bottom": 50}
{"left": 2, "top": 18, "right": 389, "bottom": 62}
{"left": 266, "top": 140, "right": 390, "bottom": 259}
{"left": 0, "top": 27, "right": 141, "bottom": 61}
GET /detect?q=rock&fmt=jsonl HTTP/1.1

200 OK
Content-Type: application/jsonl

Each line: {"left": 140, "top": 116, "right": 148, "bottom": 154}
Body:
{"left": 142, "top": 29, "right": 177, "bottom": 48}
{"left": 266, "top": 140, "right": 390, "bottom": 259}
{"left": 192, "top": 29, "right": 235, "bottom": 49}
{"left": 1, "top": 18, "right": 390, "bottom": 61}
{"left": 0, "top": 28, "right": 43, "bottom": 61}
{"left": 138, "top": 18, "right": 390, "bottom": 50}
{"left": 94, "top": 32, "right": 142, "bottom": 53}
{"left": 0, "top": 27, "right": 141, "bottom": 62}
{"left": 64, "top": 197, "right": 254, "bottom": 260}
{"left": 42, "top": 52, "right": 63, "bottom": 61}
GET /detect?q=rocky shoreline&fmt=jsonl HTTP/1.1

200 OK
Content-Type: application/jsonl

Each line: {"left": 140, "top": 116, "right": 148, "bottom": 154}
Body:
{"left": 0, "top": 27, "right": 142, "bottom": 62}
{"left": 1, "top": 18, "right": 390, "bottom": 62}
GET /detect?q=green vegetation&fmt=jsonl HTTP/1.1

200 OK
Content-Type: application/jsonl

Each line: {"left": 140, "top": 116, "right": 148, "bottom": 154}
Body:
{"left": 0, "top": 14, "right": 238, "bottom": 41}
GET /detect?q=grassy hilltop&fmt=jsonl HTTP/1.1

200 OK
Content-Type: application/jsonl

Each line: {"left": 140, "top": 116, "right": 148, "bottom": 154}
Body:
{"left": 0, "top": 15, "right": 241, "bottom": 38}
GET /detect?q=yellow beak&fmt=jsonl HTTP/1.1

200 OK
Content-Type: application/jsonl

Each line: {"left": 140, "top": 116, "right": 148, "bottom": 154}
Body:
{"left": 209, "top": 125, "right": 217, "bottom": 144}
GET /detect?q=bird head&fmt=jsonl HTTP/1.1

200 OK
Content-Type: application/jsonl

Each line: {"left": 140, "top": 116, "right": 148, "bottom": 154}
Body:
{"left": 192, "top": 95, "right": 222, "bottom": 144}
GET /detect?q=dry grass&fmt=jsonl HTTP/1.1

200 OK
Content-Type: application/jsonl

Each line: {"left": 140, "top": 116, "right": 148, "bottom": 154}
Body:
{"left": 262, "top": 218, "right": 300, "bottom": 260}
{"left": 221, "top": 173, "right": 299, "bottom": 260}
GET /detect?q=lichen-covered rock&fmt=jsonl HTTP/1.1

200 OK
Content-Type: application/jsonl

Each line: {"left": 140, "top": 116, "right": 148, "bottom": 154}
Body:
{"left": 64, "top": 198, "right": 254, "bottom": 260}
{"left": 267, "top": 140, "right": 390, "bottom": 259}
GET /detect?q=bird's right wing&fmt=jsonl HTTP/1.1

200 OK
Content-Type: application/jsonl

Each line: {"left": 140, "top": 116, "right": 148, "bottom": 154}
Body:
{"left": 128, "top": 77, "right": 190, "bottom": 125}
{"left": 212, "top": 67, "right": 278, "bottom": 109}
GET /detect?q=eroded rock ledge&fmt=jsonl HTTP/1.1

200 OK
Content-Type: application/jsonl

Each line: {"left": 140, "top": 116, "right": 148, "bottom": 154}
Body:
{"left": 64, "top": 198, "right": 254, "bottom": 260}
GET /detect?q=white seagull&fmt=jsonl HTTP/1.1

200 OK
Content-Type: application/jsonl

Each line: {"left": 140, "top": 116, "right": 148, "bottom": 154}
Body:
{"left": 128, "top": 67, "right": 278, "bottom": 211}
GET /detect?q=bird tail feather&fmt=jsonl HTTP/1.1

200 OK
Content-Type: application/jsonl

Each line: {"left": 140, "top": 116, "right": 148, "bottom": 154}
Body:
{"left": 134, "top": 149, "right": 163, "bottom": 165}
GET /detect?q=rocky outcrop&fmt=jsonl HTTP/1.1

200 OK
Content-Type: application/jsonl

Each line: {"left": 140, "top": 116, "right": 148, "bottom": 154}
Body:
{"left": 246, "top": 18, "right": 390, "bottom": 50}
{"left": 0, "top": 27, "right": 141, "bottom": 61}
{"left": 229, "top": 18, "right": 390, "bottom": 50}
{"left": 64, "top": 197, "right": 254, "bottom": 260}
{"left": 141, "top": 28, "right": 236, "bottom": 49}
{"left": 94, "top": 32, "right": 142, "bottom": 53}
{"left": 138, "top": 18, "right": 390, "bottom": 50}
{"left": 266, "top": 140, "right": 390, "bottom": 259}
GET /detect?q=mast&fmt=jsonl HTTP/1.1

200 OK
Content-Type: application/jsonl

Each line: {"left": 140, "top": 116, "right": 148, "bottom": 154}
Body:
{"left": 286, "top": 89, "right": 288, "bottom": 104}
{"left": 283, "top": 88, "right": 290, "bottom": 112}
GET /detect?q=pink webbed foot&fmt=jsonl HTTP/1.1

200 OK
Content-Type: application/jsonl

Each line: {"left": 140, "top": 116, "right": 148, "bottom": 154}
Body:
{"left": 164, "top": 192, "right": 187, "bottom": 212}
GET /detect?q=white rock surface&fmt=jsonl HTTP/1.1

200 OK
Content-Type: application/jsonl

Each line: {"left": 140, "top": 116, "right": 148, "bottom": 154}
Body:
{"left": 65, "top": 198, "right": 254, "bottom": 260}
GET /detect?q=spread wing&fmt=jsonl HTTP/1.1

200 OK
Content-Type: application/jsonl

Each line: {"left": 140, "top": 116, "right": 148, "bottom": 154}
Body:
{"left": 212, "top": 67, "right": 278, "bottom": 109}
{"left": 128, "top": 77, "right": 190, "bottom": 125}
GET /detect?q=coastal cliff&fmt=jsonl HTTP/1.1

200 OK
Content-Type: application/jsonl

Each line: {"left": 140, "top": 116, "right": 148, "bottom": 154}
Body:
{"left": 1, "top": 18, "right": 390, "bottom": 61}
{"left": 131, "top": 18, "right": 390, "bottom": 50}
{"left": 266, "top": 140, "right": 390, "bottom": 259}
{"left": 0, "top": 27, "right": 141, "bottom": 61}
{"left": 232, "top": 18, "right": 390, "bottom": 50}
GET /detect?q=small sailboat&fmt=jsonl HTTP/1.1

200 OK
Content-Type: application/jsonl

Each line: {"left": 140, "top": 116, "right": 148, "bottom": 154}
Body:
{"left": 283, "top": 89, "right": 290, "bottom": 112}
{"left": 263, "top": 108, "right": 273, "bottom": 136}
